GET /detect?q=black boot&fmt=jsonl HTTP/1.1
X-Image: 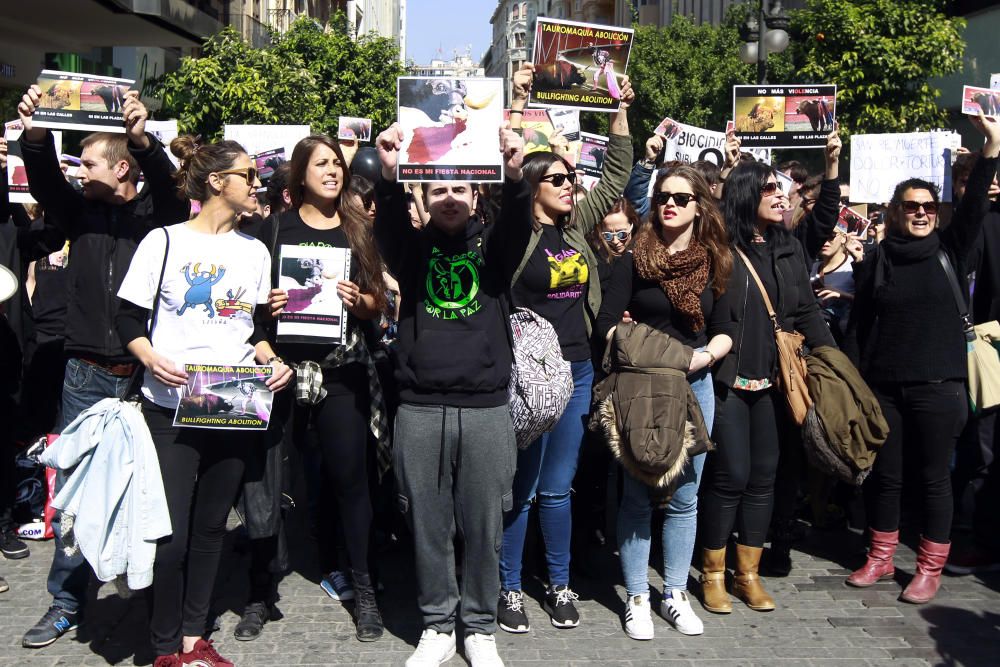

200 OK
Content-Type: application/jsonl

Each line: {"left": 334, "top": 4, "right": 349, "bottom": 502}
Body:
{"left": 352, "top": 570, "right": 383, "bottom": 642}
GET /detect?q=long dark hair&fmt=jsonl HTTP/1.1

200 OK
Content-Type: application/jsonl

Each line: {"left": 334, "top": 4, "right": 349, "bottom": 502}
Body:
{"left": 522, "top": 151, "right": 576, "bottom": 229}
{"left": 646, "top": 165, "right": 732, "bottom": 297}
{"left": 288, "top": 135, "right": 387, "bottom": 311}
{"left": 723, "top": 160, "right": 779, "bottom": 251}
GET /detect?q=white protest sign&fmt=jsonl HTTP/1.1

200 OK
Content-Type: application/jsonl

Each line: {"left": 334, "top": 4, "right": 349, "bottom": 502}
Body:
{"left": 657, "top": 118, "right": 770, "bottom": 166}
{"left": 223, "top": 124, "right": 311, "bottom": 160}
{"left": 850, "top": 132, "right": 956, "bottom": 204}
{"left": 992, "top": 73, "right": 1000, "bottom": 90}
{"left": 146, "top": 119, "right": 179, "bottom": 167}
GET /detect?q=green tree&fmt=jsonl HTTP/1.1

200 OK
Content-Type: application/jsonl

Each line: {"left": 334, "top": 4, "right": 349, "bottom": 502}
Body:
{"left": 153, "top": 14, "right": 404, "bottom": 140}
{"left": 790, "top": 0, "right": 965, "bottom": 137}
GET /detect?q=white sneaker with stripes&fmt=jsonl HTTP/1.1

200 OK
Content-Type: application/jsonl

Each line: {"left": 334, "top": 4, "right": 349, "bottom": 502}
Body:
{"left": 623, "top": 593, "right": 654, "bottom": 640}
{"left": 661, "top": 589, "right": 705, "bottom": 635}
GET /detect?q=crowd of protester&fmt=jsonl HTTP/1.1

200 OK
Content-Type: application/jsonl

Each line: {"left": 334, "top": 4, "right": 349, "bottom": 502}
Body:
{"left": 0, "top": 61, "right": 999, "bottom": 667}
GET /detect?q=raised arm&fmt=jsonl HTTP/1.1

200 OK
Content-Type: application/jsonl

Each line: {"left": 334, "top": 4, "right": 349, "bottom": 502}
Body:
{"left": 17, "top": 85, "right": 81, "bottom": 227}
{"left": 943, "top": 112, "right": 1000, "bottom": 264}
{"left": 373, "top": 123, "right": 420, "bottom": 275}
{"left": 123, "top": 92, "right": 189, "bottom": 226}
{"left": 803, "top": 127, "right": 843, "bottom": 258}
{"left": 487, "top": 125, "right": 533, "bottom": 280}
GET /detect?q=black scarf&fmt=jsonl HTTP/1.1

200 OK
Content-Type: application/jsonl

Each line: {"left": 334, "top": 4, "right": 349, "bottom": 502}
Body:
{"left": 875, "top": 231, "right": 941, "bottom": 294}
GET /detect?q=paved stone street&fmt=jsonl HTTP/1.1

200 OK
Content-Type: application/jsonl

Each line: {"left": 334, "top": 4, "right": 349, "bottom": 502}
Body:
{"left": 1, "top": 519, "right": 998, "bottom": 666}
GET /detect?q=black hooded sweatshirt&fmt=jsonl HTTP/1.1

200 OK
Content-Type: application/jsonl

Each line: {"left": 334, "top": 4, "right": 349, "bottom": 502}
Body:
{"left": 374, "top": 178, "right": 532, "bottom": 407}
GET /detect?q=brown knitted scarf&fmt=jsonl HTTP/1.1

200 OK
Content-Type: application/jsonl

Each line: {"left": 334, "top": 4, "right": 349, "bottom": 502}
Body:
{"left": 632, "top": 232, "right": 711, "bottom": 332}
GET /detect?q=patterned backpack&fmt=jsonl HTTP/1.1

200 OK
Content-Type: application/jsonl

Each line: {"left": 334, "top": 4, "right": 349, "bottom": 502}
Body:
{"left": 508, "top": 307, "right": 574, "bottom": 449}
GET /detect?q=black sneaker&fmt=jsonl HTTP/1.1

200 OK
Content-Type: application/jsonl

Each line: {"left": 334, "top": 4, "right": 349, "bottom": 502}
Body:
{"left": 22, "top": 606, "right": 79, "bottom": 648}
{"left": 497, "top": 589, "right": 530, "bottom": 634}
{"left": 543, "top": 585, "right": 580, "bottom": 628}
{"left": 234, "top": 601, "right": 269, "bottom": 641}
{"left": 0, "top": 528, "right": 29, "bottom": 559}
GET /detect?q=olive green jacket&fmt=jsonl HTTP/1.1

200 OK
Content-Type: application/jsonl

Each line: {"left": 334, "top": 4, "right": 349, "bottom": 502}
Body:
{"left": 511, "top": 133, "right": 633, "bottom": 336}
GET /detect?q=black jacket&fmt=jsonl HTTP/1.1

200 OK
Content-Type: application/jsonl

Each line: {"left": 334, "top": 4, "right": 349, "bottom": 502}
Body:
{"left": 712, "top": 228, "right": 837, "bottom": 388}
{"left": 792, "top": 177, "right": 841, "bottom": 265}
{"left": 374, "top": 178, "right": 532, "bottom": 408}
{"left": 20, "top": 131, "right": 188, "bottom": 361}
{"left": 970, "top": 201, "right": 1000, "bottom": 324}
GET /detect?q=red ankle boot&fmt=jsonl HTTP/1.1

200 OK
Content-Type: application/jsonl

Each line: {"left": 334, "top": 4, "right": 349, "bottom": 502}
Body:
{"left": 846, "top": 529, "right": 898, "bottom": 587}
{"left": 901, "top": 537, "right": 950, "bottom": 604}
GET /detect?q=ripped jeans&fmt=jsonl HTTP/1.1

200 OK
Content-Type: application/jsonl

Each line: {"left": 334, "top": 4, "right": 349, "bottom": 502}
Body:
{"left": 500, "top": 360, "right": 594, "bottom": 591}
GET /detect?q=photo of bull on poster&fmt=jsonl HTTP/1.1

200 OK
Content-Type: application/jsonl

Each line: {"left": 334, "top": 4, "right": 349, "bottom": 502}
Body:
{"left": 397, "top": 76, "right": 504, "bottom": 183}
{"left": 732, "top": 84, "right": 836, "bottom": 148}
{"left": 32, "top": 70, "right": 135, "bottom": 133}
{"left": 530, "top": 18, "right": 634, "bottom": 112}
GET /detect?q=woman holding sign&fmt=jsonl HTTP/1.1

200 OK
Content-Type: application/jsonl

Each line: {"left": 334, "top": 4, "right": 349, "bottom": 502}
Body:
{"left": 698, "top": 158, "right": 835, "bottom": 615}
{"left": 260, "top": 134, "right": 389, "bottom": 641}
{"left": 116, "top": 136, "right": 293, "bottom": 667}
{"left": 846, "top": 114, "right": 1000, "bottom": 604}
{"left": 498, "top": 64, "right": 633, "bottom": 633}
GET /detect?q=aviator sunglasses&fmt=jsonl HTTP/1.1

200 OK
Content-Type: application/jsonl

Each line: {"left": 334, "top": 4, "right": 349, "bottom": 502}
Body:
{"left": 899, "top": 200, "right": 939, "bottom": 215}
{"left": 216, "top": 166, "right": 259, "bottom": 186}
{"left": 538, "top": 172, "right": 577, "bottom": 187}
{"left": 653, "top": 191, "right": 698, "bottom": 207}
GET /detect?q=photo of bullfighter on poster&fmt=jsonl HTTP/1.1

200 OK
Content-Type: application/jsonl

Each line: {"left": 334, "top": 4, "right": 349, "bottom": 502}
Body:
{"left": 733, "top": 84, "right": 836, "bottom": 149}
{"left": 530, "top": 18, "right": 634, "bottom": 112}
{"left": 174, "top": 364, "right": 274, "bottom": 430}
{"left": 32, "top": 70, "right": 135, "bottom": 133}
{"left": 397, "top": 76, "right": 504, "bottom": 182}
{"left": 276, "top": 244, "right": 352, "bottom": 345}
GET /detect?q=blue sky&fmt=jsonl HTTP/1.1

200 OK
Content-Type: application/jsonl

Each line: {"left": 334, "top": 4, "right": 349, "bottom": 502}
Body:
{"left": 406, "top": 0, "right": 494, "bottom": 65}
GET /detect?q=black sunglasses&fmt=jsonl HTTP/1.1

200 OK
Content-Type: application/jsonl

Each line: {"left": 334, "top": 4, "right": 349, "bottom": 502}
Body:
{"left": 653, "top": 191, "right": 697, "bottom": 207}
{"left": 539, "top": 171, "right": 577, "bottom": 187}
{"left": 217, "top": 167, "right": 259, "bottom": 186}
{"left": 900, "top": 200, "right": 939, "bottom": 215}
{"left": 760, "top": 181, "right": 783, "bottom": 196}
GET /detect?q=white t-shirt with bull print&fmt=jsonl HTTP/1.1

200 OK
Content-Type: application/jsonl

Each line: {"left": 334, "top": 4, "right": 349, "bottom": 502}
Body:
{"left": 118, "top": 222, "right": 271, "bottom": 408}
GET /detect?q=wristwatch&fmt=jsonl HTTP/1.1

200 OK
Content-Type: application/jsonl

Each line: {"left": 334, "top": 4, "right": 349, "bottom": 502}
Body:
{"left": 265, "top": 355, "right": 284, "bottom": 365}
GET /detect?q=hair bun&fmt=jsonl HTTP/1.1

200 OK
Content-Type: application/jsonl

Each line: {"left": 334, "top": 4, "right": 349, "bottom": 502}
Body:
{"left": 170, "top": 135, "right": 200, "bottom": 163}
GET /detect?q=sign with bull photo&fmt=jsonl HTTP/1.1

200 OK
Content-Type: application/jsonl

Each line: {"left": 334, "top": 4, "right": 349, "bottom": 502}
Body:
{"left": 397, "top": 76, "right": 504, "bottom": 182}
{"left": 31, "top": 70, "right": 136, "bottom": 133}
{"left": 732, "top": 84, "right": 837, "bottom": 149}
{"left": 174, "top": 364, "right": 274, "bottom": 430}
{"left": 276, "top": 244, "right": 352, "bottom": 344}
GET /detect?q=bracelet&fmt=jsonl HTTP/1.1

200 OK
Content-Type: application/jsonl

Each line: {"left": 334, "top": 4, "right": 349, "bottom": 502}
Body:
{"left": 703, "top": 349, "right": 717, "bottom": 367}
{"left": 508, "top": 109, "right": 523, "bottom": 115}
{"left": 265, "top": 355, "right": 284, "bottom": 365}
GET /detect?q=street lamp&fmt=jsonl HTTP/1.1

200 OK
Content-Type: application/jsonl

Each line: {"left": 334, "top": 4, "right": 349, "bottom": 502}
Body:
{"left": 739, "top": 0, "right": 790, "bottom": 85}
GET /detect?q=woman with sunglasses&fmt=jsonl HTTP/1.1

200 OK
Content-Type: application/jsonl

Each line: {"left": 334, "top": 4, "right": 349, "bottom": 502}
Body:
{"left": 597, "top": 165, "right": 733, "bottom": 638}
{"left": 498, "top": 64, "right": 634, "bottom": 633}
{"left": 845, "top": 114, "right": 1000, "bottom": 603}
{"left": 698, "top": 158, "right": 836, "bottom": 615}
{"left": 115, "top": 136, "right": 293, "bottom": 667}
{"left": 260, "top": 134, "right": 389, "bottom": 641}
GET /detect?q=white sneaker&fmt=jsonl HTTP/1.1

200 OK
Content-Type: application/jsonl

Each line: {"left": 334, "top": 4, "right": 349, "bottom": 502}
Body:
{"left": 405, "top": 628, "right": 457, "bottom": 667}
{"left": 623, "top": 593, "right": 655, "bottom": 640}
{"left": 320, "top": 570, "right": 354, "bottom": 601}
{"left": 464, "top": 632, "right": 505, "bottom": 667}
{"left": 661, "top": 589, "right": 705, "bottom": 636}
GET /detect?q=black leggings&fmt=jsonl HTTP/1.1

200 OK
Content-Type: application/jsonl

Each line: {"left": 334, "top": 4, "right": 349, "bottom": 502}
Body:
{"left": 866, "top": 381, "right": 967, "bottom": 543}
{"left": 144, "top": 402, "right": 247, "bottom": 656}
{"left": 701, "top": 386, "right": 784, "bottom": 549}
{"left": 293, "top": 367, "right": 372, "bottom": 575}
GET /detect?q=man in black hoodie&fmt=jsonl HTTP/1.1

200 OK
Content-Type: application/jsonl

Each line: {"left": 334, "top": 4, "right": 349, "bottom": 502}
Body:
{"left": 16, "top": 84, "right": 189, "bottom": 649}
{"left": 373, "top": 122, "right": 528, "bottom": 666}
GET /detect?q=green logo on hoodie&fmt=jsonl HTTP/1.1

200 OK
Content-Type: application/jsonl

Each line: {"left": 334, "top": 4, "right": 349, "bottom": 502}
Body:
{"left": 425, "top": 247, "right": 482, "bottom": 319}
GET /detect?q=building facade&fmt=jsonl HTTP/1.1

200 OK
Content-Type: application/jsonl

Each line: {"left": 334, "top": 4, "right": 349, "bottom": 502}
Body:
{"left": 410, "top": 51, "right": 485, "bottom": 78}
{"left": 614, "top": 0, "right": 804, "bottom": 28}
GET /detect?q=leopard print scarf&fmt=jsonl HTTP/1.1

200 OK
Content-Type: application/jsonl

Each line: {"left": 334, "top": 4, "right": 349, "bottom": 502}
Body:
{"left": 632, "top": 232, "right": 711, "bottom": 332}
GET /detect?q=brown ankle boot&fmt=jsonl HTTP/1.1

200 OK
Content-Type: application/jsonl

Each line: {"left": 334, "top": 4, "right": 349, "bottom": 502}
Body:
{"left": 900, "top": 537, "right": 950, "bottom": 604}
{"left": 699, "top": 547, "right": 732, "bottom": 613}
{"left": 733, "top": 544, "right": 775, "bottom": 611}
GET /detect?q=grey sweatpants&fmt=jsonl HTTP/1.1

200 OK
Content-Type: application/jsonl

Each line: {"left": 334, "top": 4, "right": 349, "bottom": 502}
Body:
{"left": 394, "top": 403, "right": 516, "bottom": 635}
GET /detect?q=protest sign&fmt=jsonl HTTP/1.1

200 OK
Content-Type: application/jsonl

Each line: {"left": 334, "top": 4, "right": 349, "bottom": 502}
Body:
{"left": 850, "top": 132, "right": 956, "bottom": 204}
{"left": 338, "top": 116, "right": 373, "bottom": 142}
{"left": 577, "top": 132, "right": 608, "bottom": 191}
{"left": 276, "top": 245, "right": 352, "bottom": 345}
{"left": 223, "top": 124, "right": 311, "bottom": 161}
{"left": 653, "top": 116, "right": 771, "bottom": 166}
{"left": 962, "top": 85, "right": 1000, "bottom": 119}
{"left": 991, "top": 73, "right": 1000, "bottom": 90}
{"left": 546, "top": 108, "right": 580, "bottom": 140}
{"left": 530, "top": 18, "right": 634, "bottom": 112}
{"left": 733, "top": 84, "right": 836, "bottom": 148}
{"left": 397, "top": 76, "right": 504, "bottom": 182}
{"left": 253, "top": 148, "right": 286, "bottom": 186}
{"left": 145, "top": 119, "right": 179, "bottom": 167}
{"left": 503, "top": 108, "right": 581, "bottom": 165}
{"left": 32, "top": 70, "right": 135, "bottom": 133}
{"left": 174, "top": 364, "right": 274, "bottom": 430}
{"left": 5, "top": 120, "right": 63, "bottom": 204}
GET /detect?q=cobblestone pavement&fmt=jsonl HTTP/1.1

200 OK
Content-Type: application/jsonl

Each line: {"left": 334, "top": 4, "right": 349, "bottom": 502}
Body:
{"left": 1, "top": 520, "right": 998, "bottom": 666}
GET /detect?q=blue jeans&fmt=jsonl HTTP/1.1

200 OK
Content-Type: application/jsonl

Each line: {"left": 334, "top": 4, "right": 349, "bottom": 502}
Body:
{"left": 500, "top": 359, "right": 594, "bottom": 590}
{"left": 46, "top": 357, "right": 134, "bottom": 613}
{"left": 618, "top": 366, "right": 715, "bottom": 595}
